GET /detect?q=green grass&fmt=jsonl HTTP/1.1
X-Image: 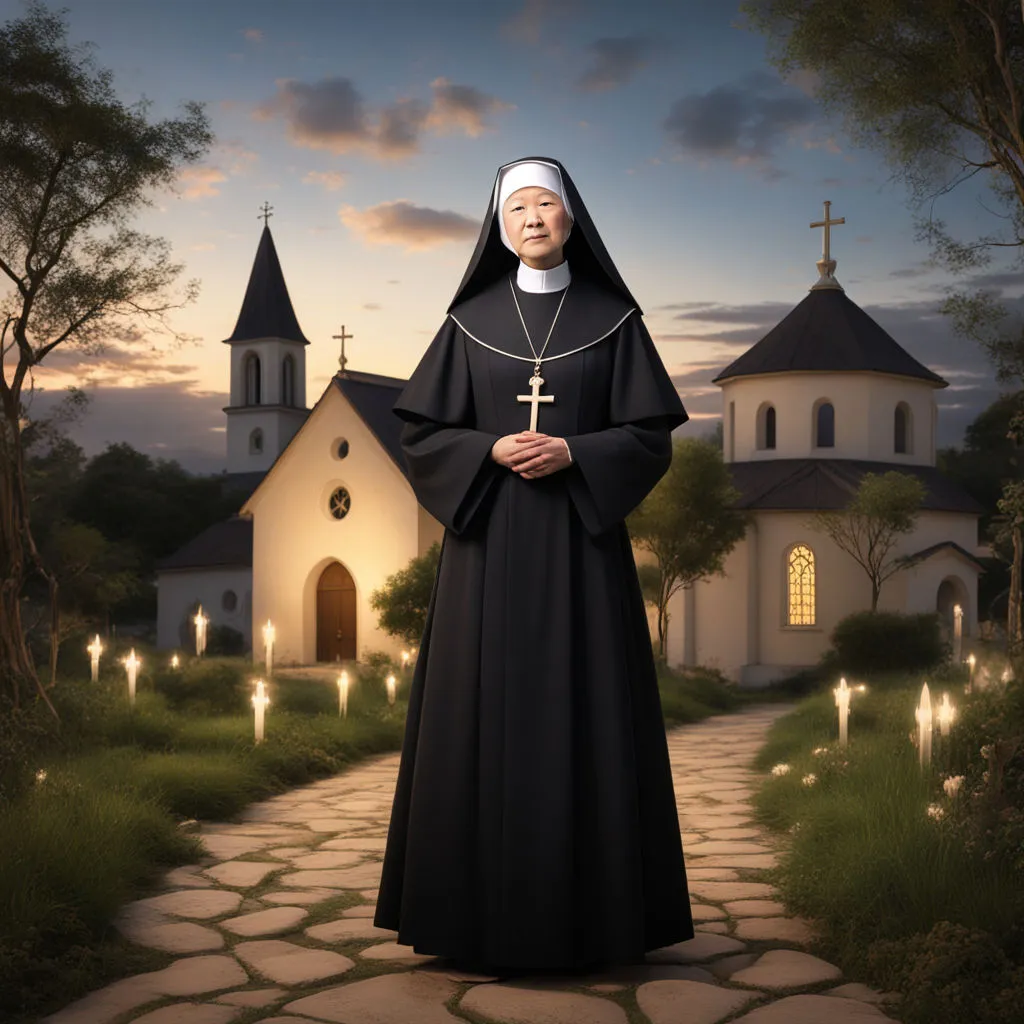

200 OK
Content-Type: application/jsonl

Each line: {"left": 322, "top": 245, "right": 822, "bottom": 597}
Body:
{"left": 0, "top": 651, "right": 748, "bottom": 1021}
{"left": 750, "top": 673, "right": 1024, "bottom": 1024}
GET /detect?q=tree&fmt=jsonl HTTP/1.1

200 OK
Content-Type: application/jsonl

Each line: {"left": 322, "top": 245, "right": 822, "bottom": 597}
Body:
{"left": 811, "top": 471, "right": 926, "bottom": 611}
{"left": 995, "top": 480, "right": 1024, "bottom": 649}
{"left": 0, "top": 4, "right": 212, "bottom": 711}
{"left": 742, "top": 0, "right": 1024, "bottom": 640}
{"left": 369, "top": 543, "right": 442, "bottom": 646}
{"left": 627, "top": 438, "right": 749, "bottom": 659}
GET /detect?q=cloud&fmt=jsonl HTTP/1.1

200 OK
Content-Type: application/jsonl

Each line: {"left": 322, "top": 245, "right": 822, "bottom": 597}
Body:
{"left": 362, "top": 302, "right": 381, "bottom": 310}
{"left": 177, "top": 166, "right": 228, "bottom": 199}
{"left": 190, "top": 242, "right": 217, "bottom": 252}
{"left": 242, "top": 28, "right": 263, "bottom": 43}
{"left": 338, "top": 200, "right": 478, "bottom": 251}
{"left": 26, "top": 380, "right": 229, "bottom": 474}
{"left": 256, "top": 77, "right": 371, "bottom": 154}
{"left": 663, "top": 72, "right": 817, "bottom": 175}
{"left": 303, "top": 170, "right": 346, "bottom": 191}
{"left": 257, "top": 75, "right": 514, "bottom": 160}
{"left": 427, "top": 77, "right": 516, "bottom": 137}
{"left": 218, "top": 142, "right": 259, "bottom": 175}
{"left": 577, "top": 37, "right": 656, "bottom": 92}
{"left": 501, "top": 0, "right": 577, "bottom": 43}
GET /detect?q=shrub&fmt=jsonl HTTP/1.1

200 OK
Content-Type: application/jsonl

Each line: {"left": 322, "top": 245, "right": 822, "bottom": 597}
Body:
{"left": 205, "top": 624, "right": 246, "bottom": 657}
{"left": 151, "top": 658, "right": 250, "bottom": 715}
{"left": 830, "top": 610, "right": 945, "bottom": 676}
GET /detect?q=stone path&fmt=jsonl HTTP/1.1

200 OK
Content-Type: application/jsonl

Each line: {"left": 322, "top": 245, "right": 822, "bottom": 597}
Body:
{"left": 45, "top": 704, "right": 903, "bottom": 1024}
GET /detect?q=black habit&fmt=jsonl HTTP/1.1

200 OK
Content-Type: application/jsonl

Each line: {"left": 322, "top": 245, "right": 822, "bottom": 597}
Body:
{"left": 374, "top": 158, "right": 694, "bottom": 972}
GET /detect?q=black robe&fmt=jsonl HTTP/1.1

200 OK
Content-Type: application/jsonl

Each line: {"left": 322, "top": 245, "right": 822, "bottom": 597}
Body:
{"left": 373, "top": 272, "right": 695, "bottom": 971}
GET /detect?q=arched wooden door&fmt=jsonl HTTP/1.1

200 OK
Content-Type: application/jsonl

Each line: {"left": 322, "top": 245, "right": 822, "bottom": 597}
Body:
{"left": 317, "top": 562, "right": 356, "bottom": 662}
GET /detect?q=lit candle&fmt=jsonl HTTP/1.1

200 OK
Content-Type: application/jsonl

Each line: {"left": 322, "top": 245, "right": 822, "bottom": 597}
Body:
{"left": 252, "top": 679, "right": 269, "bottom": 743}
{"left": 193, "top": 606, "right": 208, "bottom": 657}
{"left": 170, "top": 653, "right": 180, "bottom": 669}
{"left": 262, "top": 620, "right": 276, "bottom": 678}
{"left": 87, "top": 634, "right": 103, "bottom": 683}
{"left": 124, "top": 648, "right": 141, "bottom": 706}
{"left": 915, "top": 682, "right": 933, "bottom": 768}
{"left": 386, "top": 672, "right": 396, "bottom": 706}
{"left": 834, "top": 676, "right": 850, "bottom": 748}
{"left": 337, "top": 670, "right": 349, "bottom": 717}
{"left": 401, "top": 649, "right": 410, "bottom": 671}
{"left": 966, "top": 653, "right": 976, "bottom": 693}
{"left": 938, "top": 692, "right": 956, "bottom": 738}
{"left": 952, "top": 604, "right": 963, "bottom": 663}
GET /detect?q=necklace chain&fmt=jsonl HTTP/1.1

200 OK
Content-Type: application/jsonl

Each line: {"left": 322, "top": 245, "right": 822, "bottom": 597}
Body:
{"left": 509, "top": 278, "right": 570, "bottom": 377}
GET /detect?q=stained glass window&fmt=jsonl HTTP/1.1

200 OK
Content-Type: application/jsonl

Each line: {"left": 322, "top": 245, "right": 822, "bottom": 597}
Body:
{"left": 787, "top": 544, "right": 815, "bottom": 625}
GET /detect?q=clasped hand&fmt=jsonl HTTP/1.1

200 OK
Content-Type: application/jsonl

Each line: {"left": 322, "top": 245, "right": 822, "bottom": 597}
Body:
{"left": 491, "top": 430, "right": 571, "bottom": 479}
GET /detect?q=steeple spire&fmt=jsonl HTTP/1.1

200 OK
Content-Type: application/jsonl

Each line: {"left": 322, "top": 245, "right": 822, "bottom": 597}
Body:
{"left": 223, "top": 222, "right": 309, "bottom": 345}
{"left": 809, "top": 200, "right": 845, "bottom": 291}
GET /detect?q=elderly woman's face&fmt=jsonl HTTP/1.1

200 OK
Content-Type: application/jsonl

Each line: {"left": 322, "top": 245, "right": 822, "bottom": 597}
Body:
{"left": 502, "top": 186, "right": 570, "bottom": 270}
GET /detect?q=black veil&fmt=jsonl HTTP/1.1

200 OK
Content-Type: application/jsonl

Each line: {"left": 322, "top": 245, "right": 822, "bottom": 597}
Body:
{"left": 446, "top": 156, "right": 641, "bottom": 314}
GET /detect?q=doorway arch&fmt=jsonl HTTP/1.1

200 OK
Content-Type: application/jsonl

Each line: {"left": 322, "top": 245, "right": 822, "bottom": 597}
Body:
{"left": 317, "top": 562, "right": 356, "bottom": 662}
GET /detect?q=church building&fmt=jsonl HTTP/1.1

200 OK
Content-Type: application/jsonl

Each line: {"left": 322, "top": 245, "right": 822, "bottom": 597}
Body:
{"left": 654, "top": 205, "right": 986, "bottom": 683}
{"left": 157, "top": 205, "right": 986, "bottom": 685}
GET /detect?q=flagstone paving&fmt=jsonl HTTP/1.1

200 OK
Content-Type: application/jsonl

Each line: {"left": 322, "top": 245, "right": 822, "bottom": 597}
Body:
{"left": 44, "top": 704, "right": 905, "bottom": 1024}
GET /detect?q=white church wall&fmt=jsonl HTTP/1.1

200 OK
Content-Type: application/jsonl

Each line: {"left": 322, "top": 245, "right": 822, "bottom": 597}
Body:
{"left": 156, "top": 567, "right": 253, "bottom": 651}
{"left": 244, "top": 386, "right": 419, "bottom": 666}
{"left": 721, "top": 373, "right": 937, "bottom": 465}
{"left": 417, "top": 504, "right": 445, "bottom": 557}
{"left": 693, "top": 538, "right": 750, "bottom": 680}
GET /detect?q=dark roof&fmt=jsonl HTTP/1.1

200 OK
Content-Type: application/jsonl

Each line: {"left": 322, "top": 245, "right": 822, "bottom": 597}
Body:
{"left": 332, "top": 370, "right": 408, "bottom": 478}
{"left": 897, "top": 540, "right": 987, "bottom": 570}
{"left": 224, "top": 226, "right": 309, "bottom": 345}
{"left": 712, "top": 288, "right": 946, "bottom": 386}
{"left": 155, "top": 516, "right": 252, "bottom": 572}
{"left": 727, "top": 459, "right": 984, "bottom": 515}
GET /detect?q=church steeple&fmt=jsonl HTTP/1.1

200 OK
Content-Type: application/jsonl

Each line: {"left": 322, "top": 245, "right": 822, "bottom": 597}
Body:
{"left": 222, "top": 216, "right": 311, "bottom": 475}
{"left": 224, "top": 224, "right": 309, "bottom": 346}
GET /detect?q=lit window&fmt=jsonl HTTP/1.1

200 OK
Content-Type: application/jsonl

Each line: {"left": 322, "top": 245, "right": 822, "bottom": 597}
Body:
{"left": 787, "top": 544, "right": 816, "bottom": 625}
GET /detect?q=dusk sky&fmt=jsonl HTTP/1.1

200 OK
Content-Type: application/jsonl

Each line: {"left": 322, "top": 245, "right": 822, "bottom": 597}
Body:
{"left": 4, "top": 0, "right": 1015, "bottom": 473}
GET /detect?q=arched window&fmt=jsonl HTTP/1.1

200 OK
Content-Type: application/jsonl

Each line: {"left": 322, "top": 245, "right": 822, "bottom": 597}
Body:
{"left": 244, "top": 353, "right": 261, "bottom": 406}
{"left": 787, "top": 544, "right": 816, "bottom": 626}
{"left": 757, "top": 403, "right": 777, "bottom": 450}
{"left": 249, "top": 428, "right": 263, "bottom": 454}
{"left": 814, "top": 400, "right": 835, "bottom": 448}
{"left": 282, "top": 354, "right": 295, "bottom": 407}
{"left": 894, "top": 402, "right": 911, "bottom": 454}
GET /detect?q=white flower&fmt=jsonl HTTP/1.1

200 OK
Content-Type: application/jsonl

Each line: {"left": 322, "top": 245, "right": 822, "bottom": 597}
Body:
{"left": 802, "top": 773, "right": 817, "bottom": 787}
{"left": 943, "top": 775, "right": 965, "bottom": 798}
{"left": 927, "top": 803, "right": 945, "bottom": 820}
{"left": 982, "top": 770, "right": 990, "bottom": 785}
{"left": 771, "top": 763, "right": 791, "bottom": 777}
{"left": 34, "top": 768, "right": 47, "bottom": 784}
{"left": 789, "top": 822, "right": 802, "bottom": 834}
{"left": 981, "top": 744, "right": 994, "bottom": 760}
{"left": 812, "top": 747, "right": 827, "bottom": 757}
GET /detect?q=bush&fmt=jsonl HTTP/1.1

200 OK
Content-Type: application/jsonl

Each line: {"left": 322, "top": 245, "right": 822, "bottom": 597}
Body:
{"left": 205, "top": 624, "right": 246, "bottom": 657}
{"left": 151, "top": 658, "right": 250, "bottom": 715}
{"left": 830, "top": 610, "right": 945, "bottom": 676}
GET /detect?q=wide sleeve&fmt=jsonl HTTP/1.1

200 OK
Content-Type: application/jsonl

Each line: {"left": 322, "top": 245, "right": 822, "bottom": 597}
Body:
{"left": 392, "top": 317, "right": 502, "bottom": 535}
{"left": 563, "top": 312, "right": 688, "bottom": 538}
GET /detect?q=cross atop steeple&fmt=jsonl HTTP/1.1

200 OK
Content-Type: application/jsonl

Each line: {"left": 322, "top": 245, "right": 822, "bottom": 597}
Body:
{"left": 809, "top": 200, "right": 845, "bottom": 291}
{"left": 333, "top": 324, "right": 353, "bottom": 372}
{"left": 259, "top": 201, "right": 274, "bottom": 228}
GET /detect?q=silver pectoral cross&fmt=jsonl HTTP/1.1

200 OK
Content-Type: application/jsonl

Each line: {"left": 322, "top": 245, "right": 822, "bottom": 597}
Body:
{"left": 517, "top": 372, "right": 555, "bottom": 432}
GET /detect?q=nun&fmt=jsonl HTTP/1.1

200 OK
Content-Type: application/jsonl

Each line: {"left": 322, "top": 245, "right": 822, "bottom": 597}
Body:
{"left": 373, "top": 157, "right": 694, "bottom": 975}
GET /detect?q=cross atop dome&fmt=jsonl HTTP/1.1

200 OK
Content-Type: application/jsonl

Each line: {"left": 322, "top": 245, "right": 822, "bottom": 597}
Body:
{"left": 809, "top": 200, "right": 845, "bottom": 291}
